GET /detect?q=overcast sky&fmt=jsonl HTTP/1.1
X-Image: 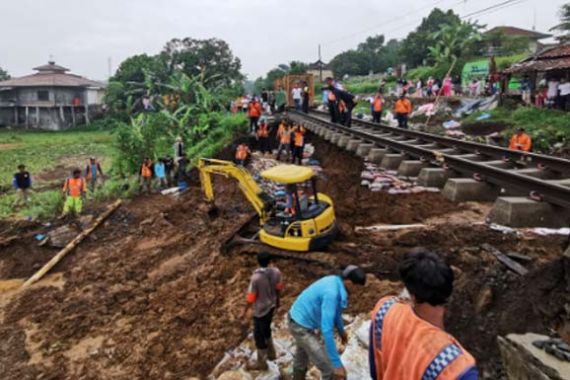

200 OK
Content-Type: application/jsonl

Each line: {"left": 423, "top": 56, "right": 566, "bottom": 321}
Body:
{"left": 0, "top": 0, "right": 566, "bottom": 81}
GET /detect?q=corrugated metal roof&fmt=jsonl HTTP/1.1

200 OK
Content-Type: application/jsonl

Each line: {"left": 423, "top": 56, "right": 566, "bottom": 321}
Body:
{"left": 504, "top": 44, "right": 570, "bottom": 73}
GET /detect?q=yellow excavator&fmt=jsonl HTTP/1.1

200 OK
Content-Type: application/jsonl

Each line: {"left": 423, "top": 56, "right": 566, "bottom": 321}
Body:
{"left": 198, "top": 158, "right": 337, "bottom": 252}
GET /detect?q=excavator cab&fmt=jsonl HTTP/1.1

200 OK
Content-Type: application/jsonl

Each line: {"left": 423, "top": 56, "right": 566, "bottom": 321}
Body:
{"left": 260, "top": 165, "right": 337, "bottom": 252}
{"left": 198, "top": 159, "right": 337, "bottom": 252}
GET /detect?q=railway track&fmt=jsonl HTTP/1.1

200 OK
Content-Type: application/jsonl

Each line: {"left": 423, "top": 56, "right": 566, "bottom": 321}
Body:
{"left": 291, "top": 111, "right": 570, "bottom": 227}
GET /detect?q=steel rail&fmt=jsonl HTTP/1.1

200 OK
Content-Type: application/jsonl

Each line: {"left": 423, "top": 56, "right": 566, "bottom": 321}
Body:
{"left": 292, "top": 112, "right": 570, "bottom": 209}
{"left": 309, "top": 110, "right": 570, "bottom": 174}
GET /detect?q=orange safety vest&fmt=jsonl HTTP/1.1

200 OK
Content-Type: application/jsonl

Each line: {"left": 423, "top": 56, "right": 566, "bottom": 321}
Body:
{"left": 370, "top": 297, "right": 476, "bottom": 380}
{"left": 280, "top": 129, "right": 291, "bottom": 144}
{"left": 394, "top": 99, "right": 412, "bottom": 114}
{"left": 373, "top": 97, "right": 383, "bottom": 112}
{"left": 257, "top": 124, "right": 269, "bottom": 138}
{"left": 63, "top": 177, "right": 86, "bottom": 197}
{"left": 141, "top": 162, "right": 153, "bottom": 178}
{"left": 293, "top": 126, "right": 305, "bottom": 147}
{"left": 249, "top": 102, "right": 262, "bottom": 117}
{"left": 509, "top": 133, "right": 532, "bottom": 152}
{"left": 235, "top": 145, "right": 249, "bottom": 160}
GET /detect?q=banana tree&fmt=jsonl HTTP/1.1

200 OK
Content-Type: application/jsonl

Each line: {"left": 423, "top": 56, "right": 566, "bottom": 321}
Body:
{"left": 428, "top": 22, "right": 482, "bottom": 65}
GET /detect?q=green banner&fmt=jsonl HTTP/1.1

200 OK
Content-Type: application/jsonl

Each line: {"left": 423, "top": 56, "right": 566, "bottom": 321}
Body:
{"left": 461, "top": 60, "right": 489, "bottom": 87}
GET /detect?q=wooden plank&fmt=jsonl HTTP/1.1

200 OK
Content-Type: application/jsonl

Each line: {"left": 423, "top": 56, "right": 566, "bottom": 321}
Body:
{"left": 355, "top": 224, "right": 426, "bottom": 232}
{"left": 22, "top": 200, "right": 122, "bottom": 287}
{"left": 482, "top": 243, "right": 529, "bottom": 276}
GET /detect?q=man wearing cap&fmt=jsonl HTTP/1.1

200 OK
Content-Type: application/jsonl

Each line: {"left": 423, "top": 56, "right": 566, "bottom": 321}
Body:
{"left": 369, "top": 250, "right": 478, "bottom": 380}
{"left": 288, "top": 265, "right": 366, "bottom": 380}
{"left": 13, "top": 164, "right": 32, "bottom": 206}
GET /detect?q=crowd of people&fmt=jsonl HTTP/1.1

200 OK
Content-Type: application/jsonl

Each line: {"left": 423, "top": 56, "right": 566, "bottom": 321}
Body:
{"left": 243, "top": 249, "right": 478, "bottom": 379}
{"left": 390, "top": 75, "right": 498, "bottom": 98}
{"left": 521, "top": 75, "right": 570, "bottom": 110}
{"left": 233, "top": 116, "right": 308, "bottom": 166}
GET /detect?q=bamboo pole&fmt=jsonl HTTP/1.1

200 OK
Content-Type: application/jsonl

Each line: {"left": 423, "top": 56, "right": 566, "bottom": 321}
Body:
{"left": 425, "top": 57, "right": 458, "bottom": 126}
{"left": 22, "top": 200, "right": 122, "bottom": 288}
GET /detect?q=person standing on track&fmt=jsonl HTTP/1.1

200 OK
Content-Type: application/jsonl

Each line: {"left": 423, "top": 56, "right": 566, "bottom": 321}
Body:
{"left": 62, "top": 168, "right": 87, "bottom": 217}
{"left": 243, "top": 252, "right": 284, "bottom": 371}
{"left": 369, "top": 249, "right": 478, "bottom": 380}
{"left": 139, "top": 157, "right": 154, "bottom": 194}
{"left": 372, "top": 92, "right": 383, "bottom": 123}
{"left": 249, "top": 97, "right": 262, "bottom": 133}
{"left": 325, "top": 78, "right": 355, "bottom": 127}
{"left": 292, "top": 83, "right": 303, "bottom": 111}
{"left": 288, "top": 265, "right": 367, "bottom": 380}
{"left": 394, "top": 93, "right": 412, "bottom": 129}
{"left": 302, "top": 81, "right": 310, "bottom": 113}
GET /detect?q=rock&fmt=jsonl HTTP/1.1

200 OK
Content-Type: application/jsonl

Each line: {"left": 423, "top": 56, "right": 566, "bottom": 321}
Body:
{"left": 47, "top": 225, "right": 79, "bottom": 248}
{"left": 498, "top": 333, "right": 570, "bottom": 380}
{"left": 217, "top": 370, "right": 253, "bottom": 380}
{"left": 475, "top": 286, "right": 493, "bottom": 313}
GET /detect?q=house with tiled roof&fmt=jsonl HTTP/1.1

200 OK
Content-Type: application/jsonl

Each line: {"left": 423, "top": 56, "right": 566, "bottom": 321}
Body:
{"left": 483, "top": 26, "right": 553, "bottom": 54}
{"left": 0, "top": 61, "right": 106, "bottom": 130}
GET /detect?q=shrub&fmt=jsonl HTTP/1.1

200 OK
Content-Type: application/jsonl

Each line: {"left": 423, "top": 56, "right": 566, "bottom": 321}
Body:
{"left": 20, "top": 190, "right": 65, "bottom": 220}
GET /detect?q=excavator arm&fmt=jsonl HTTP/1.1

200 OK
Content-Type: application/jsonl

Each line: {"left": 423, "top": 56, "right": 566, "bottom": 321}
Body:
{"left": 198, "top": 158, "right": 274, "bottom": 222}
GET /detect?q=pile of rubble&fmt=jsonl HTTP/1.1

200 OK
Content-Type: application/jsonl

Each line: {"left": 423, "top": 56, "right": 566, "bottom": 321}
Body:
{"left": 360, "top": 161, "right": 440, "bottom": 195}
{"left": 209, "top": 315, "right": 371, "bottom": 380}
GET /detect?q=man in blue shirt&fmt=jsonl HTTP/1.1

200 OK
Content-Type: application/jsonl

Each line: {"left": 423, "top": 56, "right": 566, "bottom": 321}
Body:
{"left": 288, "top": 265, "right": 366, "bottom": 380}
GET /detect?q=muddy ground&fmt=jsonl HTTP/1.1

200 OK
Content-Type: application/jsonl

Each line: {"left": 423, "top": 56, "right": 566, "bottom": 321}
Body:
{"left": 0, "top": 131, "right": 568, "bottom": 379}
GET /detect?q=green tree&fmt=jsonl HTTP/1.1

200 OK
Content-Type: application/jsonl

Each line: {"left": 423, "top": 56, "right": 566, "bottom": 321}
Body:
{"left": 329, "top": 50, "right": 370, "bottom": 78}
{"left": 288, "top": 61, "right": 307, "bottom": 74}
{"left": 401, "top": 8, "right": 462, "bottom": 67}
{"left": 159, "top": 37, "right": 243, "bottom": 86}
{"left": 428, "top": 21, "right": 482, "bottom": 65}
{"left": 0, "top": 66, "right": 9, "bottom": 81}
{"left": 551, "top": 3, "right": 570, "bottom": 42}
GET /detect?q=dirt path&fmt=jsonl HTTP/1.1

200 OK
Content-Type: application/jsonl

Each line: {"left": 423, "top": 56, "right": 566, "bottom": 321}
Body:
{"left": 0, "top": 130, "right": 567, "bottom": 379}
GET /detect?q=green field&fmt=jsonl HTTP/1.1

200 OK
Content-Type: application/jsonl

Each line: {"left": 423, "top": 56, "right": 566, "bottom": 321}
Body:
{"left": 0, "top": 127, "right": 116, "bottom": 219}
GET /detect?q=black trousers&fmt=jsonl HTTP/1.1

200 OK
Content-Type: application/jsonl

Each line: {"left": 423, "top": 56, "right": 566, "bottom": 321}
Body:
{"left": 258, "top": 137, "right": 269, "bottom": 154}
{"left": 293, "top": 146, "right": 304, "bottom": 164}
{"left": 253, "top": 308, "right": 275, "bottom": 349}
{"left": 250, "top": 117, "right": 259, "bottom": 132}
{"left": 396, "top": 113, "right": 408, "bottom": 129}
{"left": 372, "top": 111, "right": 382, "bottom": 123}
{"left": 328, "top": 103, "right": 338, "bottom": 123}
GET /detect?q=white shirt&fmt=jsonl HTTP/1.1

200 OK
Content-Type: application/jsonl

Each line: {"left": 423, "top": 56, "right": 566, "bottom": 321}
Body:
{"left": 559, "top": 82, "right": 570, "bottom": 96}
{"left": 292, "top": 88, "right": 302, "bottom": 100}
{"left": 547, "top": 81, "right": 559, "bottom": 98}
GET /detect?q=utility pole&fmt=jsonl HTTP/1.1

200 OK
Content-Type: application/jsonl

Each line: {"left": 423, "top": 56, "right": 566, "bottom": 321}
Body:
{"left": 318, "top": 44, "right": 323, "bottom": 82}
{"left": 108, "top": 57, "right": 112, "bottom": 79}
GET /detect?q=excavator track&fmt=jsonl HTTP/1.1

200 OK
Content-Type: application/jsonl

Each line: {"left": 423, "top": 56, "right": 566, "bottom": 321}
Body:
{"left": 221, "top": 214, "right": 336, "bottom": 267}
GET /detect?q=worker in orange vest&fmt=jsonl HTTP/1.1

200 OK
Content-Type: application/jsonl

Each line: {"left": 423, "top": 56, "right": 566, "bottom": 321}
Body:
{"left": 249, "top": 97, "right": 263, "bottom": 134}
{"left": 291, "top": 124, "right": 306, "bottom": 165}
{"left": 139, "top": 157, "right": 154, "bottom": 194}
{"left": 393, "top": 93, "right": 413, "bottom": 129}
{"left": 257, "top": 119, "right": 271, "bottom": 155}
{"left": 372, "top": 92, "right": 383, "bottom": 123}
{"left": 62, "top": 168, "right": 87, "bottom": 217}
{"left": 276, "top": 120, "right": 292, "bottom": 161}
{"left": 508, "top": 128, "right": 532, "bottom": 152}
{"left": 235, "top": 143, "right": 251, "bottom": 166}
{"left": 369, "top": 249, "right": 478, "bottom": 380}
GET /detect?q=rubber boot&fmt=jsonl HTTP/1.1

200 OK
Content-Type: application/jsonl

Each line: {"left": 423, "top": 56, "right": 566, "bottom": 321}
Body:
{"left": 246, "top": 349, "right": 269, "bottom": 371}
{"left": 267, "top": 338, "right": 276, "bottom": 360}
